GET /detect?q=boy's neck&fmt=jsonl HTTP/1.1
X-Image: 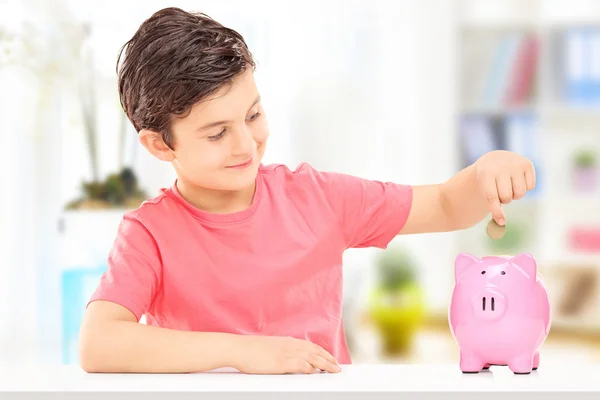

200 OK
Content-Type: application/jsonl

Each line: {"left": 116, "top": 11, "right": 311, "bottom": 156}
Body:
{"left": 175, "top": 179, "right": 257, "bottom": 215}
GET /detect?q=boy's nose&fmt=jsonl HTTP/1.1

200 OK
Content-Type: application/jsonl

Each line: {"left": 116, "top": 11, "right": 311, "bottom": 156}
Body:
{"left": 231, "top": 127, "right": 256, "bottom": 155}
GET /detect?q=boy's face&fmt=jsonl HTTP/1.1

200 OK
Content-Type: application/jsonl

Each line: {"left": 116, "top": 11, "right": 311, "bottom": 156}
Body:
{"left": 141, "top": 68, "right": 269, "bottom": 192}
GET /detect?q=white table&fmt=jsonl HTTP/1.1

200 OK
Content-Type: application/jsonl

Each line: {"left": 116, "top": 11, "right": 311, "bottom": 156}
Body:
{"left": 1, "top": 363, "right": 599, "bottom": 399}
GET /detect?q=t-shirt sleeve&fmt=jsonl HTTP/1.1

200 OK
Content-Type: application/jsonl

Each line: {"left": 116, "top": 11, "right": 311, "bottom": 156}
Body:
{"left": 316, "top": 168, "right": 413, "bottom": 249}
{"left": 86, "top": 213, "right": 162, "bottom": 321}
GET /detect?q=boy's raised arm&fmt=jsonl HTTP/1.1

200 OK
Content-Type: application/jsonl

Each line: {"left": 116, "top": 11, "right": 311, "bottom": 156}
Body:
{"left": 399, "top": 150, "right": 536, "bottom": 235}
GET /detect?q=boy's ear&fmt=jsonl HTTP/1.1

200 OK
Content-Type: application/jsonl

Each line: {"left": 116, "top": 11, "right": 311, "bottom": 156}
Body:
{"left": 139, "top": 129, "right": 175, "bottom": 162}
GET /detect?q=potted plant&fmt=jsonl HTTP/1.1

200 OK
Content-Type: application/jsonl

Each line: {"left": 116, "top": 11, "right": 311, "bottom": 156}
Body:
{"left": 367, "top": 245, "right": 425, "bottom": 357}
{"left": 572, "top": 149, "right": 597, "bottom": 192}
{"left": 59, "top": 26, "right": 148, "bottom": 274}
{"left": 64, "top": 167, "right": 147, "bottom": 211}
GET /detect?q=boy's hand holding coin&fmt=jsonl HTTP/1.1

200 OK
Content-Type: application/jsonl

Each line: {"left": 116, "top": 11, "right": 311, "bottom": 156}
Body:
{"left": 474, "top": 150, "right": 536, "bottom": 228}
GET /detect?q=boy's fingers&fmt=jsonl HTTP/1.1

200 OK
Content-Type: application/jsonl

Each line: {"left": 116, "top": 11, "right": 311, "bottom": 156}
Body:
{"left": 511, "top": 173, "right": 528, "bottom": 200}
{"left": 308, "top": 354, "right": 341, "bottom": 373}
{"left": 496, "top": 175, "right": 513, "bottom": 205}
{"left": 294, "top": 359, "right": 318, "bottom": 374}
{"left": 525, "top": 165, "right": 536, "bottom": 190}
{"left": 306, "top": 342, "right": 337, "bottom": 366}
{"left": 480, "top": 177, "right": 504, "bottom": 226}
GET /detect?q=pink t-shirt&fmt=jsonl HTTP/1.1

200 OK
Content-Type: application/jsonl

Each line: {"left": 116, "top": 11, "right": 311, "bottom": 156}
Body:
{"left": 88, "top": 163, "right": 413, "bottom": 365}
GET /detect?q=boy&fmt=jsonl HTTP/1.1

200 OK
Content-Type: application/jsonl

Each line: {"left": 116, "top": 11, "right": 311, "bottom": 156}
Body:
{"left": 79, "top": 7, "right": 536, "bottom": 375}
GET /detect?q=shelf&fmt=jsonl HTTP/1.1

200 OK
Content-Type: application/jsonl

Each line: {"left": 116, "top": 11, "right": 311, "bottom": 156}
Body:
{"left": 540, "top": 194, "right": 600, "bottom": 206}
{"left": 459, "top": 0, "right": 600, "bottom": 28}
{"left": 551, "top": 316, "right": 600, "bottom": 335}
{"left": 458, "top": 0, "right": 538, "bottom": 29}
{"left": 460, "top": 104, "right": 600, "bottom": 116}
{"left": 456, "top": 0, "right": 600, "bottom": 338}
{"left": 539, "top": 0, "right": 600, "bottom": 26}
{"left": 460, "top": 106, "right": 537, "bottom": 116}
{"left": 425, "top": 310, "right": 600, "bottom": 339}
{"left": 539, "top": 104, "right": 600, "bottom": 124}
{"left": 541, "top": 253, "right": 600, "bottom": 266}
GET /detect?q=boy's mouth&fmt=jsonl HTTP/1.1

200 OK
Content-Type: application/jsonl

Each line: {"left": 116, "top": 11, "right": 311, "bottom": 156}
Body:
{"left": 226, "top": 154, "right": 255, "bottom": 169}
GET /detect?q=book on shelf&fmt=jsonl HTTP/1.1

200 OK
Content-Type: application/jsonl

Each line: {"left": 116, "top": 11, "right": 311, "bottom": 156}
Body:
{"left": 564, "top": 27, "right": 600, "bottom": 106}
{"left": 463, "top": 26, "right": 600, "bottom": 108}
{"left": 463, "top": 32, "right": 539, "bottom": 110}
{"left": 459, "top": 112, "right": 541, "bottom": 197}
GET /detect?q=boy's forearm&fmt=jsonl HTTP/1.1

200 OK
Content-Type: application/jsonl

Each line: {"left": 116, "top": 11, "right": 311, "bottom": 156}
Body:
{"left": 440, "top": 164, "right": 490, "bottom": 231}
{"left": 79, "top": 320, "right": 242, "bottom": 373}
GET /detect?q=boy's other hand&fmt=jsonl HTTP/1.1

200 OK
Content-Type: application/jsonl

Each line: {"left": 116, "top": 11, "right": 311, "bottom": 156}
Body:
{"left": 474, "top": 150, "right": 536, "bottom": 226}
{"left": 231, "top": 335, "right": 342, "bottom": 374}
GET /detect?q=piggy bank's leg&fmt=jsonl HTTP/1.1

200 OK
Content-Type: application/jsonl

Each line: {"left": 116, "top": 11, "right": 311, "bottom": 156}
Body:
{"left": 460, "top": 352, "right": 486, "bottom": 373}
{"left": 532, "top": 352, "right": 540, "bottom": 370}
{"left": 482, "top": 364, "right": 491, "bottom": 370}
{"left": 508, "top": 354, "right": 534, "bottom": 374}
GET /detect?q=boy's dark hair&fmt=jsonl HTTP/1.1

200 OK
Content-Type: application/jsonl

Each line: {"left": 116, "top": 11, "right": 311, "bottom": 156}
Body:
{"left": 116, "top": 7, "right": 255, "bottom": 148}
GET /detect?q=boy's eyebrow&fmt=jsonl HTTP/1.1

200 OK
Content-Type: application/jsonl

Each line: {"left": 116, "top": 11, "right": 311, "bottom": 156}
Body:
{"left": 196, "top": 95, "right": 261, "bottom": 132}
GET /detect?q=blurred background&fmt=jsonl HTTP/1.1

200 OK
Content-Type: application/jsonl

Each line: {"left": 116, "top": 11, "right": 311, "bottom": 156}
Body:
{"left": 1, "top": 0, "right": 599, "bottom": 367}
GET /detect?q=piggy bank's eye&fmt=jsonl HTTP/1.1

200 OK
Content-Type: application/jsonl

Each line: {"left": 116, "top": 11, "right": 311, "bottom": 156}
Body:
{"left": 481, "top": 271, "right": 486, "bottom": 274}
{"left": 501, "top": 271, "right": 506, "bottom": 275}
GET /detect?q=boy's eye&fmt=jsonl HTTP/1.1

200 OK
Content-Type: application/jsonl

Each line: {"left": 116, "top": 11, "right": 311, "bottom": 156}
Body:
{"left": 247, "top": 112, "right": 260, "bottom": 121}
{"left": 208, "top": 129, "right": 226, "bottom": 141}
{"left": 206, "top": 112, "right": 259, "bottom": 141}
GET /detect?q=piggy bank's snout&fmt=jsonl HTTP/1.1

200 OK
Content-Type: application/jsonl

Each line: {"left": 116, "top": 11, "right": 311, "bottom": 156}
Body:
{"left": 471, "top": 290, "right": 506, "bottom": 320}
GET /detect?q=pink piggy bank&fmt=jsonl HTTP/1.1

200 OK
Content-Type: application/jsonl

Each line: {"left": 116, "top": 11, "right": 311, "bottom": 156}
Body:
{"left": 448, "top": 252, "right": 551, "bottom": 374}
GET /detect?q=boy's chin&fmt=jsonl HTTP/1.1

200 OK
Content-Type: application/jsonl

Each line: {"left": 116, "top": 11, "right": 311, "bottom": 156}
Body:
{"left": 217, "top": 168, "right": 258, "bottom": 190}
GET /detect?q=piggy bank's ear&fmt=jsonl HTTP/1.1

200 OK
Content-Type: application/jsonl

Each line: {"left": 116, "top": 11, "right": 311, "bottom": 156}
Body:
{"left": 454, "top": 253, "right": 479, "bottom": 282}
{"left": 510, "top": 253, "right": 537, "bottom": 279}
